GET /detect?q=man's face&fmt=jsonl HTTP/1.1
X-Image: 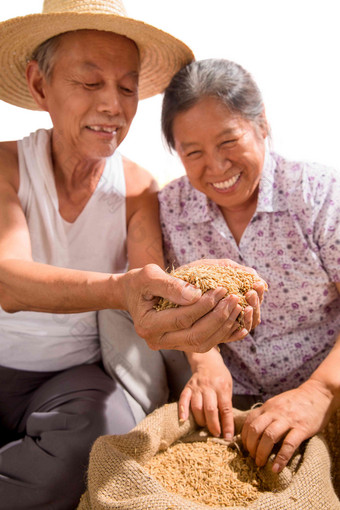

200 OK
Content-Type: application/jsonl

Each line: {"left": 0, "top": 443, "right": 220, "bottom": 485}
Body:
{"left": 42, "top": 30, "right": 140, "bottom": 162}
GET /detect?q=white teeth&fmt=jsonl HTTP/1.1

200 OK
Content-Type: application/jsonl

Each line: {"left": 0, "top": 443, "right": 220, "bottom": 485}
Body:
{"left": 88, "top": 126, "right": 117, "bottom": 133}
{"left": 213, "top": 173, "right": 240, "bottom": 190}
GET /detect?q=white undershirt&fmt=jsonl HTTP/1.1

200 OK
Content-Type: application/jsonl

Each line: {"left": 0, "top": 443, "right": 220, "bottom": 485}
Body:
{"left": 0, "top": 129, "right": 127, "bottom": 371}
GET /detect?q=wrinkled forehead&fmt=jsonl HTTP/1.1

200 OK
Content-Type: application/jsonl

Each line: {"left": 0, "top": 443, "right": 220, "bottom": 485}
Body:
{"left": 56, "top": 29, "right": 140, "bottom": 60}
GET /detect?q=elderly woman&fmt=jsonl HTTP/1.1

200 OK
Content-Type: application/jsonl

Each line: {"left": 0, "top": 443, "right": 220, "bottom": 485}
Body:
{"left": 159, "top": 58, "right": 340, "bottom": 474}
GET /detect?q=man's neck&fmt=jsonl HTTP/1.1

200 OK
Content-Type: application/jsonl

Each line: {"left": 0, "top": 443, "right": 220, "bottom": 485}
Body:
{"left": 50, "top": 135, "right": 107, "bottom": 223}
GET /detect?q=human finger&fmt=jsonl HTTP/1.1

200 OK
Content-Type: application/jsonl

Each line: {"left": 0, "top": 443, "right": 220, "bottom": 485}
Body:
{"left": 194, "top": 296, "right": 244, "bottom": 349}
{"left": 242, "top": 410, "right": 274, "bottom": 458}
{"left": 202, "top": 389, "right": 220, "bottom": 437}
{"left": 252, "top": 280, "right": 267, "bottom": 304}
{"left": 178, "top": 386, "right": 192, "bottom": 422}
{"left": 254, "top": 419, "right": 290, "bottom": 467}
{"left": 137, "top": 287, "right": 227, "bottom": 350}
{"left": 162, "top": 287, "right": 228, "bottom": 332}
{"left": 190, "top": 389, "right": 205, "bottom": 427}
{"left": 140, "top": 264, "right": 203, "bottom": 306}
{"left": 241, "top": 304, "right": 253, "bottom": 332}
{"left": 244, "top": 290, "right": 260, "bottom": 328}
{"left": 224, "top": 325, "right": 250, "bottom": 343}
{"left": 152, "top": 292, "right": 240, "bottom": 352}
{"left": 217, "top": 392, "right": 234, "bottom": 441}
{"left": 272, "top": 429, "right": 306, "bottom": 473}
{"left": 186, "top": 295, "right": 242, "bottom": 351}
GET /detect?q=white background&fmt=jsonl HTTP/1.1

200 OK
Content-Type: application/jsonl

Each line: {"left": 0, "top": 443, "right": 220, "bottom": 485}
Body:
{"left": 1, "top": 0, "right": 339, "bottom": 186}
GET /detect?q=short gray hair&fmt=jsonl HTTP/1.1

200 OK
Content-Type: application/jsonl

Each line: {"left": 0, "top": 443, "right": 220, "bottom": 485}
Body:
{"left": 29, "top": 34, "right": 64, "bottom": 80}
{"left": 162, "top": 59, "right": 266, "bottom": 151}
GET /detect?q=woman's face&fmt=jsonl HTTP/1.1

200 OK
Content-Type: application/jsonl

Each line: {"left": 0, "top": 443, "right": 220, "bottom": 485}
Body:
{"left": 172, "top": 96, "right": 268, "bottom": 214}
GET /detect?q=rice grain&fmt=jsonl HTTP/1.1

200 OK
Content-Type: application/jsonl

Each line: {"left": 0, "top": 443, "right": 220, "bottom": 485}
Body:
{"left": 144, "top": 438, "right": 267, "bottom": 508}
{"left": 156, "top": 264, "right": 267, "bottom": 325}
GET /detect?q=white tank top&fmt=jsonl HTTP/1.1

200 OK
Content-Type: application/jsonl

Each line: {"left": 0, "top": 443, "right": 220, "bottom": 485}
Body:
{"left": 0, "top": 129, "right": 127, "bottom": 371}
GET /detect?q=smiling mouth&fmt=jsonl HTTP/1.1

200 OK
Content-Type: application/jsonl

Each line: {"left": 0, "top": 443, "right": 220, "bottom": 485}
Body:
{"left": 86, "top": 125, "right": 118, "bottom": 134}
{"left": 212, "top": 173, "right": 241, "bottom": 190}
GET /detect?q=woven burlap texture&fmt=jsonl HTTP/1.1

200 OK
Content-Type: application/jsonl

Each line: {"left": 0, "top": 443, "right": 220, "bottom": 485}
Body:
{"left": 78, "top": 403, "right": 340, "bottom": 510}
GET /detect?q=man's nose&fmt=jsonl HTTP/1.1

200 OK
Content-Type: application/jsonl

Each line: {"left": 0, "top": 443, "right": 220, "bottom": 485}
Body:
{"left": 96, "top": 85, "right": 123, "bottom": 116}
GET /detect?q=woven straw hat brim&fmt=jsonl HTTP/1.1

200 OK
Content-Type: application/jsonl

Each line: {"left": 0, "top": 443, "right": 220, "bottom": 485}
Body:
{"left": 0, "top": 12, "right": 194, "bottom": 110}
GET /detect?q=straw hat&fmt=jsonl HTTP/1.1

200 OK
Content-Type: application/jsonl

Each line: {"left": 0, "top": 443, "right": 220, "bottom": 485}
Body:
{"left": 0, "top": 0, "right": 194, "bottom": 110}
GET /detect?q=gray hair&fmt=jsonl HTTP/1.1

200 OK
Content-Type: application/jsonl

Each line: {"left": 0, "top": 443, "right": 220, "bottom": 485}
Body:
{"left": 29, "top": 31, "right": 140, "bottom": 82}
{"left": 29, "top": 34, "right": 64, "bottom": 81}
{"left": 162, "top": 59, "right": 266, "bottom": 151}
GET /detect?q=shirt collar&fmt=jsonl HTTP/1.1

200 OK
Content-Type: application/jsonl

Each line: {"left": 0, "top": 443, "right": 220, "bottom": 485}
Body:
{"left": 256, "top": 149, "right": 287, "bottom": 213}
{"left": 178, "top": 149, "right": 287, "bottom": 224}
{"left": 178, "top": 183, "right": 218, "bottom": 224}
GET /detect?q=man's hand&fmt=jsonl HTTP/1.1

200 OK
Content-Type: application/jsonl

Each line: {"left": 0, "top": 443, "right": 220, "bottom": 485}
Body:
{"left": 241, "top": 379, "right": 334, "bottom": 472}
{"left": 121, "top": 263, "right": 251, "bottom": 352}
{"left": 179, "top": 349, "right": 234, "bottom": 439}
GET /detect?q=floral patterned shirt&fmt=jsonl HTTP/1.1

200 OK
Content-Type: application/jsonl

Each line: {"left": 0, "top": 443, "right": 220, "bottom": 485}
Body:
{"left": 159, "top": 152, "right": 340, "bottom": 400}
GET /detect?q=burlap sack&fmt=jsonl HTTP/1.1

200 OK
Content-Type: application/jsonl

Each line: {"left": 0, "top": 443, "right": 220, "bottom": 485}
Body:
{"left": 78, "top": 403, "right": 340, "bottom": 510}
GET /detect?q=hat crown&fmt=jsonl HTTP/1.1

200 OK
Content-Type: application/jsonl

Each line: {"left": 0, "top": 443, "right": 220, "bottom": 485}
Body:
{"left": 43, "top": 0, "right": 127, "bottom": 16}
{"left": 0, "top": 0, "right": 194, "bottom": 109}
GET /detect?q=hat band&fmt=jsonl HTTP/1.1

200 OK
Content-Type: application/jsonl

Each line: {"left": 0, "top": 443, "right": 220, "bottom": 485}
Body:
{"left": 43, "top": 0, "right": 127, "bottom": 16}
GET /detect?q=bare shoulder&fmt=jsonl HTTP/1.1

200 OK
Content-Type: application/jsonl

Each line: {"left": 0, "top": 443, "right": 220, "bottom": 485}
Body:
{"left": 0, "top": 141, "right": 18, "bottom": 164}
{"left": 122, "top": 155, "right": 159, "bottom": 198}
{"left": 0, "top": 141, "right": 19, "bottom": 190}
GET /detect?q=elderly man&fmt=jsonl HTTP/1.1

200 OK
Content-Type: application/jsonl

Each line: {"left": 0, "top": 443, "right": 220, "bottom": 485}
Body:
{"left": 0, "top": 1, "right": 264, "bottom": 508}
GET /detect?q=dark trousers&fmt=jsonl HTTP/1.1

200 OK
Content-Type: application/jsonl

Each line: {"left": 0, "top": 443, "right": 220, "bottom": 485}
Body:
{"left": 0, "top": 363, "right": 136, "bottom": 510}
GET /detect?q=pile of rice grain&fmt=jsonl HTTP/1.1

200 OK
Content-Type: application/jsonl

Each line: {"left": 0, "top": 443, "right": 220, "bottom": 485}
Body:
{"left": 144, "top": 438, "right": 267, "bottom": 507}
{"left": 156, "top": 264, "right": 266, "bottom": 325}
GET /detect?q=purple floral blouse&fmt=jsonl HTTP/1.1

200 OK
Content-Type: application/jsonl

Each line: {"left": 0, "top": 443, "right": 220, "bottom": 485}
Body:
{"left": 159, "top": 151, "right": 340, "bottom": 400}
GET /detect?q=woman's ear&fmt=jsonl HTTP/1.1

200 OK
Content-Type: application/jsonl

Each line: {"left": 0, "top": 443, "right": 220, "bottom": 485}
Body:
{"left": 25, "top": 61, "right": 49, "bottom": 111}
{"left": 258, "top": 106, "right": 269, "bottom": 139}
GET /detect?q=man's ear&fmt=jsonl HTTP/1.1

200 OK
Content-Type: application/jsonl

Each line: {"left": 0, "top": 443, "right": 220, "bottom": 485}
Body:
{"left": 25, "top": 61, "right": 49, "bottom": 111}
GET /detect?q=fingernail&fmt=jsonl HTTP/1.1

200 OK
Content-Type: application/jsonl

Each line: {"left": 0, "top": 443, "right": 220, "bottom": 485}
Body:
{"left": 272, "top": 463, "right": 280, "bottom": 473}
{"left": 224, "top": 433, "right": 233, "bottom": 441}
{"left": 247, "top": 291, "right": 258, "bottom": 307}
{"left": 180, "top": 282, "right": 202, "bottom": 302}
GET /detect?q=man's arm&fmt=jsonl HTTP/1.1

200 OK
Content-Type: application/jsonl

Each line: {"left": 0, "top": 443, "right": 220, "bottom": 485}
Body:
{"left": 0, "top": 157, "right": 212, "bottom": 342}
{"left": 0, "top": 145, "right": 264, "bottom": 352}
{"left": 0, "top": 142, "right": 123, "bottom": 313}
{"left": 124, "top": 157, "right": 164, "bottom": 269}
{"left": 0, "top": 145, "right": 231, "bottom": 351}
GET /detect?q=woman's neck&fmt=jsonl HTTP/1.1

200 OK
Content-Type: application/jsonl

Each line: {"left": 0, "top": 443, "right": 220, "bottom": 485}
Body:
{"left": 220, "top": 195, "right": 258, "bottom": 246}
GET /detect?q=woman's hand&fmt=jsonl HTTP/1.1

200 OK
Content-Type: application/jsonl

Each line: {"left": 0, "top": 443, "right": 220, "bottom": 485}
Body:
{"left": 179, "top": 348, "right": 234, "bottom": 440}
{"left": 241, "top": 379, "right": 334, "bottom": 472}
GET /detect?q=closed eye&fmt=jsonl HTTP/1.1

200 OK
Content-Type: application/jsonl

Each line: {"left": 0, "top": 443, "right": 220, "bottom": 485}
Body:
{"left": 119, "top": 85, "right": 138, "bottom": 96}
{"left": 84, "top": 84, "right": 100, "bottom": 90}
{"left": 186, "top": 150, "right": 202, "bottom": 158}
{"left": 221, "top": 139, "right": 237, "bottom": 147}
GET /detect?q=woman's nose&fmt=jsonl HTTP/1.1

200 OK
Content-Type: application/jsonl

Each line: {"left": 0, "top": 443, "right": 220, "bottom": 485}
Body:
{"left": 206, "top": 152, "right": 232, "bottom": 174}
